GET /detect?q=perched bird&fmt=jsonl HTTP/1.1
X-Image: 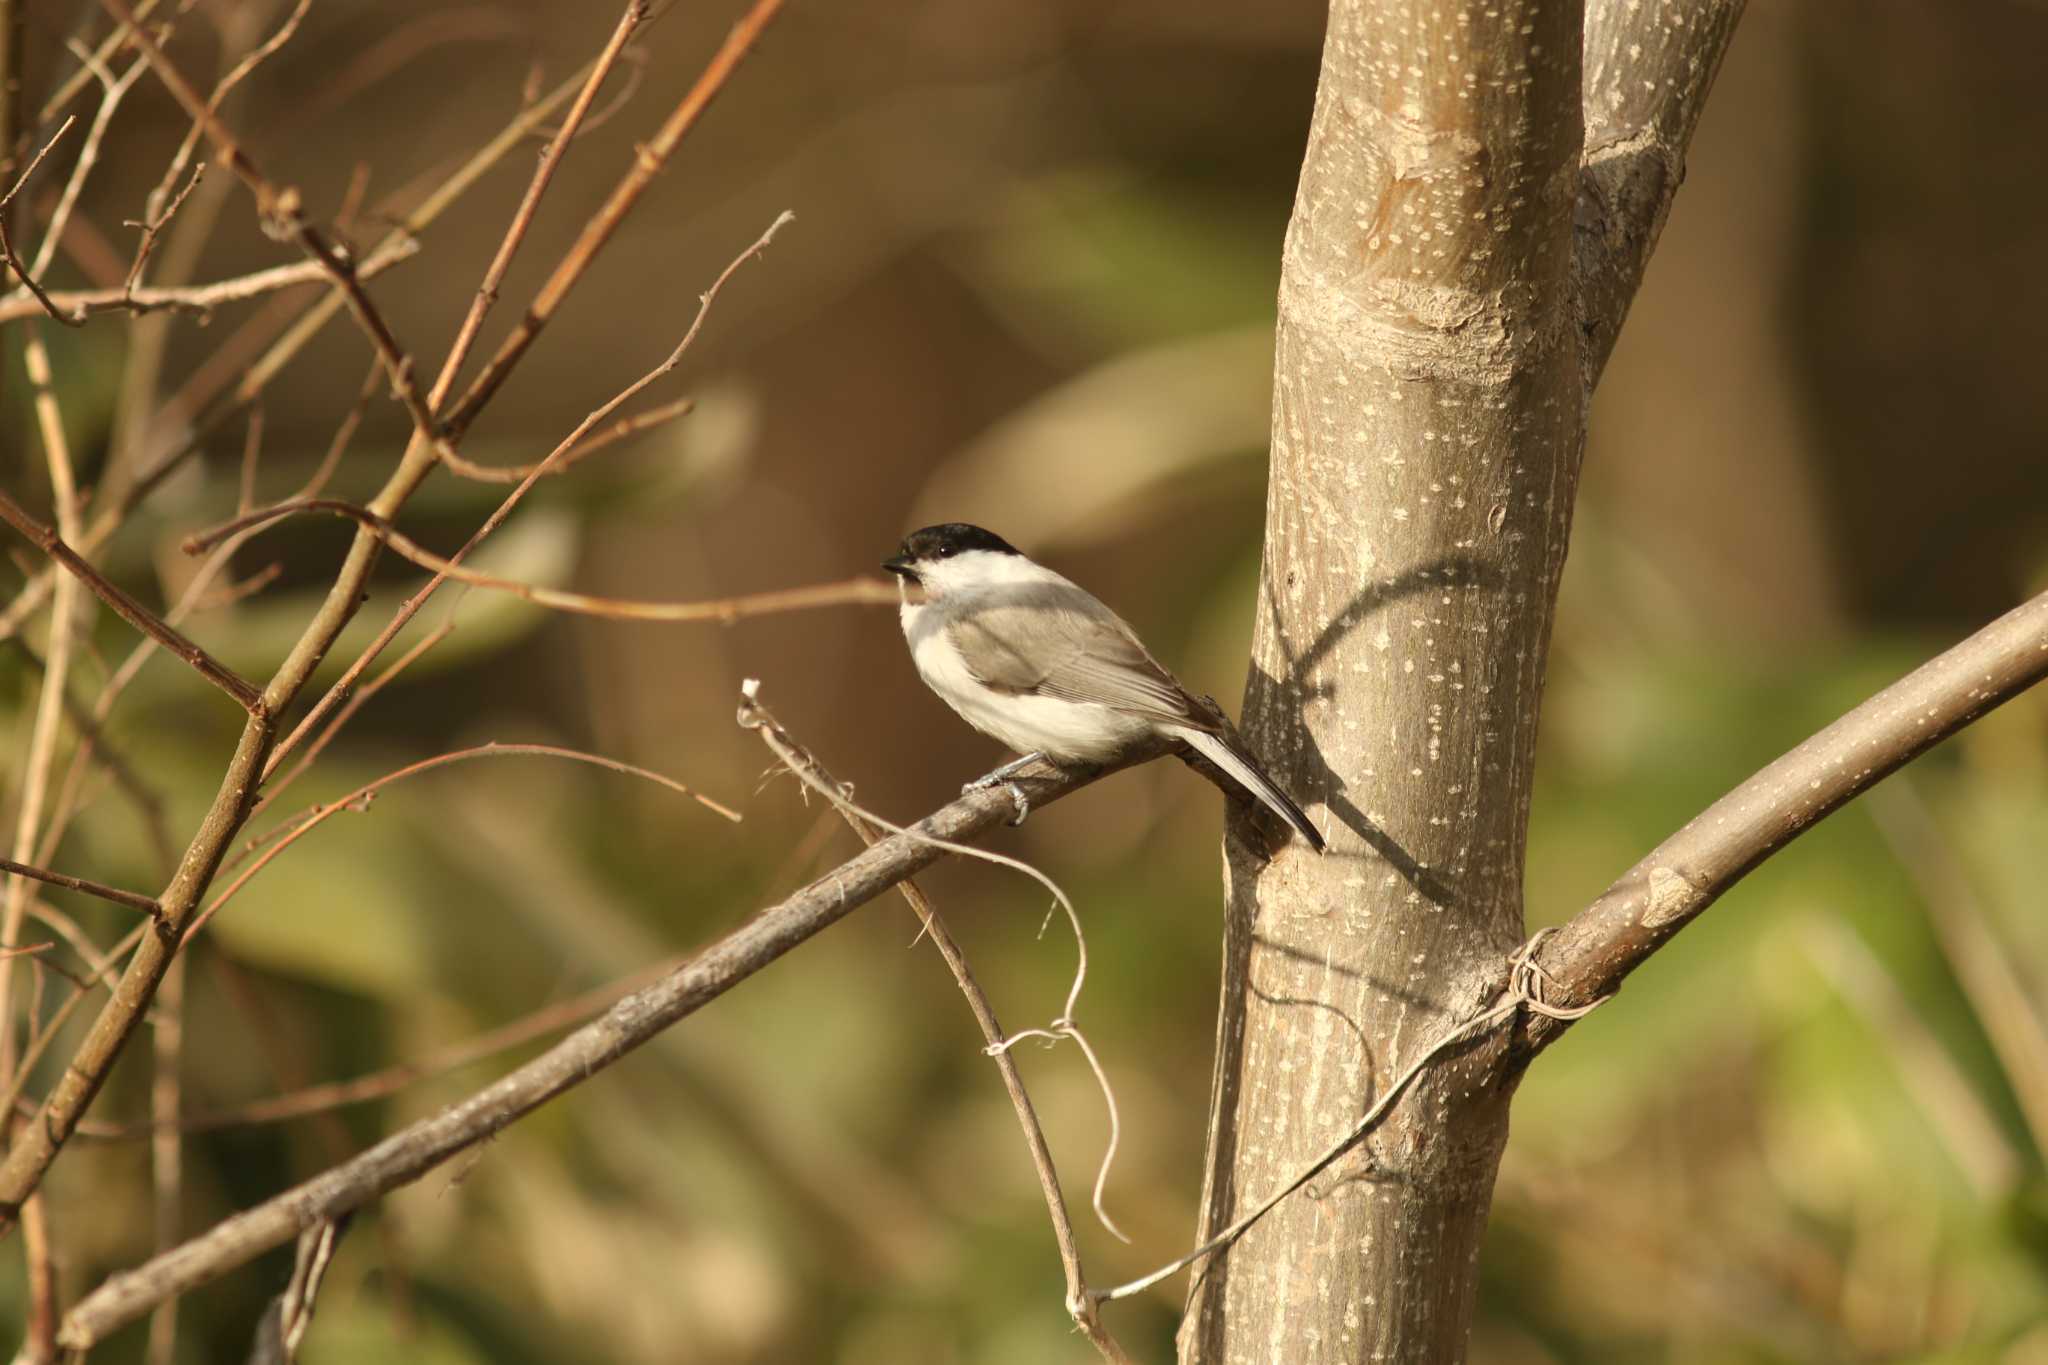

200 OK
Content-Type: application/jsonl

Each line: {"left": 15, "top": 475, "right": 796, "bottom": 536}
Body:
{"left": 882, "top": 522, "right": 1325, "bottom": 853}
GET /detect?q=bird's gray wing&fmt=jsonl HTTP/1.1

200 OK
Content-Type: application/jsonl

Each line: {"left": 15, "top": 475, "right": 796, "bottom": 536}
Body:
{"left": 946, "top": 585, "right": 1211, "bottom": 730}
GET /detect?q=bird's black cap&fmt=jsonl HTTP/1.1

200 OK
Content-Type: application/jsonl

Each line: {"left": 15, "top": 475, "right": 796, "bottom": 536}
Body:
{"left": 883, "top": 523, "right": 1019, "bottom": 577}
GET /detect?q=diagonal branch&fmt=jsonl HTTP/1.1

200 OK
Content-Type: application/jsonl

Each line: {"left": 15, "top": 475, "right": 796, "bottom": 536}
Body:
{"left": 441, "top": 0, "right": 785, "bottom": 439}
{"left": 742, "top": 699, "right": 1135, "bottom": 1363}
{"left": 55, "top": 700, "right": 1140, "bottom": 1352}
{"left": 0, "top": 490, "right": 265, "bottom": 714}
{"left": 427, "top": 0, "right": 649, "bottom": 413}
{"left": 0, "top": 858, "right": 159, "bottom": 917}
{"left": 1523, "top": 587, "right": 2048, "bottom": 1043}
{"left": 97, "top": 0, "right": 452, "bottom": 468}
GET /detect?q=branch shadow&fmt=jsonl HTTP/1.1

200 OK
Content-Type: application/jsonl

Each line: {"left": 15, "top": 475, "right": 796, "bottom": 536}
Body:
{"left": 1245, "top": 553, "right": 1494, "bottom": 905}
{"left": 1185, "top": 553, "right": 1497, "bottom": 1348}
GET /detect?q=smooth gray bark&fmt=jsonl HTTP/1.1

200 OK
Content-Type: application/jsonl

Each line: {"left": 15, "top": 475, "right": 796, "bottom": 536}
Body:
{"left": 1183, "top": 1, "right": 1745, "bottom": 1360}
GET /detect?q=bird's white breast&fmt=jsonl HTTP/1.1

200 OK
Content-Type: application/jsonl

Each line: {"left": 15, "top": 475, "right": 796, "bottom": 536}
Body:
{"left": 900, "top": 598, "right": 1147, "bottom": 764}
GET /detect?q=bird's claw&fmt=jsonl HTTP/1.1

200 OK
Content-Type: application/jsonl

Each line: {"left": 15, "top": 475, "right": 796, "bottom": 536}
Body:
{"left": 962, "top": 752, "right": 1046, "bottom": 797}
{"left": 1004, "top": 783, "right": 1029, "bottom": 826}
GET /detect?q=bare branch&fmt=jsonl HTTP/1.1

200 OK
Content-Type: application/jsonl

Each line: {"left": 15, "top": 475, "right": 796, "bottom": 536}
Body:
{"left": 146, "top": 953, "right": 185, "bottom": 1365}
{"left": 140, "top": 0, "right": 311, "bottom": 231}
{"left": 432, "top": 396, "right": 696, "bottom": 484}
{"left": 0, "top": 115, "right": 74, "bottom": 206}
{"left": 29, "top": 42, "right": 144, "bottom": 283}
{"left": 0, "top": 4, "right": 764, "bottom": 1223}
{"left": 96, "top": 0, "right": 454, "bottom": 473}
{"left": 2, "top": 321, "right": 90, "bottom": 1086}
{"left": 0, "top": 54, "right": 595, "bottom": 643}
{"left": 122, "top": 159, "right": 203, "bottom": 297}
{"left": 248, "top": 623, "right": 455, "bottom": 823}
{"left": 0, "top": 243, "right": 422, "bottom": 324}
{"left": 428, "top": 1, "right": 650, "bottom": 412}
{"left": 0, "top": 858, "right": 159, "bottom": 916}
{"left": 265, "top": 209, "right": 794, "bottom": 777}
{"left": 32, "top": 0, "right": 169, "bottom": 128}
{"left": 56, "top": 697, "right": 1130, "bottom": 1351}
{"left": 1525, "top": 588, "right": 2048, "bottom": 1038}
{"left": 20, "top": 1194, "right": 57, "bottom": 1365}
{"left": 443, "top": 0, "right": 785, "bottom": 438}
{"left": 0, "top": 490, "right": 266, "bottom": 714}
{"left": 0, "top": 115, "right": 80, "bottom": 324}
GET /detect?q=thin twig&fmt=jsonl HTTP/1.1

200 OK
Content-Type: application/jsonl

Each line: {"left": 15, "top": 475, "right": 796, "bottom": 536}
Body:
{"left": 121, "top": 159, "right": 203, "bottom": 297}
{"left": 0, "top": 490, "right": 265, "bottom": 714}
{"left": 247, "top": 623, "right": 455, "bottom": 825}
{"left": 28, "top": 396, "right": 361, "bottom": 885}
{"left": 96, "top": 0, "right": 450, "bottom": 472}
{"left": 740, "top": 698, "right": 1133, "bottom": 1361}
{"left": 0, "top": 115, "right": 73, "bottom": 207}
{"left": 30, "top": 42, "right": 144, "bottom": 283}
{"left": 0, "top": 115, "right": 78, "bottom": 324}
{"left": 0, "top": 858, "right": 159, "bottom": 916}
{"left": 1, "top": 323, "right": 87, "bottom": 1091}
{"left": 443, "top": 0, "right": 785, "bottom": 439}
{"left": 738, "top": 684, "right": 1128, "bottom": 1245}
{"left": 31, "top": 0, "right": 171, "bottom": 128}
{"left": 140, "top": 0, "right": 311, "bottom": 231}
{"left": 187, "top": 499, "right": 900, "bottom": 623}
{"left": 0, "top": 51, "right": 594, "bottom": 642}
{"left": 0, "top": 215, "right": 81, "bottom": 323}
{"left": 434, "top": 395, "right": 696, "bottom": 483}
{"left": 145, "top": 952, "right": 185, "bottom": 1365}
{"left": 264, "top": 209, "right": 795, "bottom": 778}
{"left": 187, "top": 743, "right": 739, "bottom": 943}
{"left": 429, "top": 0, "right": 649, "bottom": 414}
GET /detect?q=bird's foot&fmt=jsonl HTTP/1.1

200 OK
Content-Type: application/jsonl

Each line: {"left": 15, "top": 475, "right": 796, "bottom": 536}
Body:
{"left": 1003, "top": 782, "right": 1030, "bottom": 826}
{"left": 962, "top": 751, "right": 1046, "bottom": 796}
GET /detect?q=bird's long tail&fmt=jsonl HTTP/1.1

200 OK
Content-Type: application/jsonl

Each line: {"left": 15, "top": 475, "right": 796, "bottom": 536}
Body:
{"left": 1171, "top": 727, "right": 1326, "bottom": 854}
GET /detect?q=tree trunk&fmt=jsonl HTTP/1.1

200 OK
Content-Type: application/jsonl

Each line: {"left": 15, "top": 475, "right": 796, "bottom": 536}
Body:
{"left": 1183, "top": 1, "right": 1586, "bottom": 1359}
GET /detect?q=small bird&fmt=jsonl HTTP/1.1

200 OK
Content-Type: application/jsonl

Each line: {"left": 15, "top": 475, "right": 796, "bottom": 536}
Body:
{"left": 883, "top": 523, "right": 1325, "bottom": 853}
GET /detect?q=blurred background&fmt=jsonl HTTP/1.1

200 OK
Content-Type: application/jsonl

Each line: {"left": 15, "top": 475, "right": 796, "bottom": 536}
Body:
{"left": 2, "top": 0, "right": 2046, "bottom": 1360}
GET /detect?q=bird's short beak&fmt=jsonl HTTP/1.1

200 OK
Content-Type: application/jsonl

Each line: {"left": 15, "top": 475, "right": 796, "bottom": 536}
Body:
{"left": 881, "top": 554, "right": 917, "bottom": 580}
